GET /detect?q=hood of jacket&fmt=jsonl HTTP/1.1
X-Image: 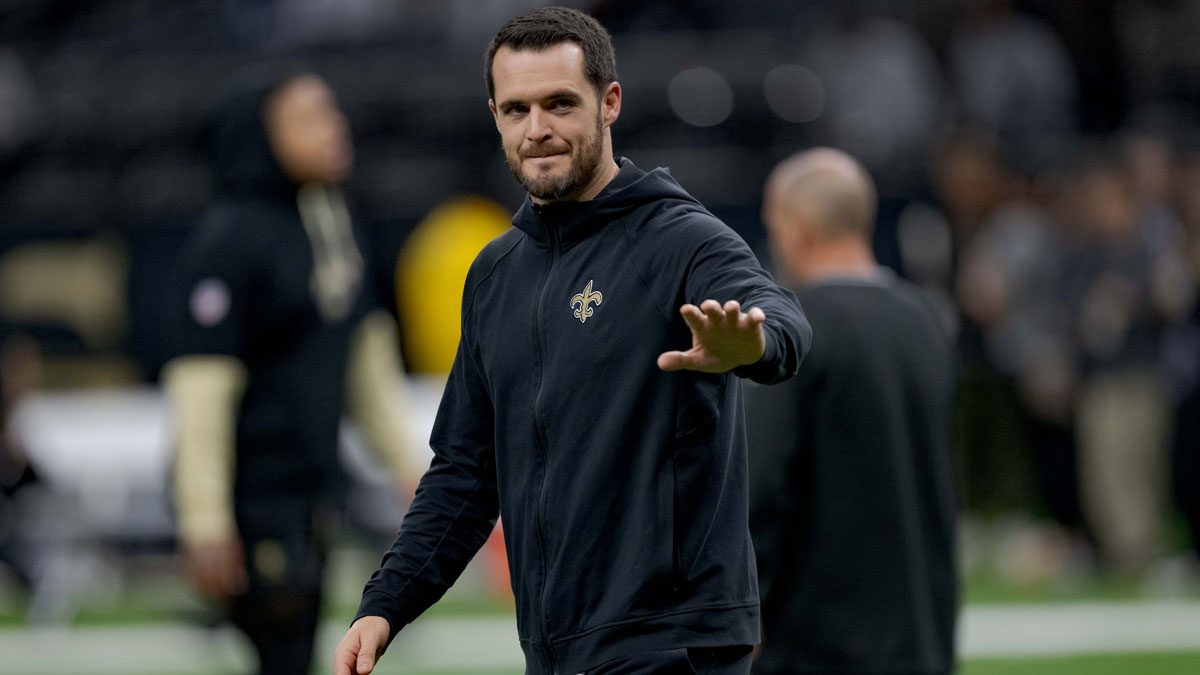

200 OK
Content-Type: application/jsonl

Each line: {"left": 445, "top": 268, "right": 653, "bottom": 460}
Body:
{"left": 511, "top": 157, "right": 699, "bottom": 246}
{"left": 209, "top": 65, "right": 305, "bottom": 201}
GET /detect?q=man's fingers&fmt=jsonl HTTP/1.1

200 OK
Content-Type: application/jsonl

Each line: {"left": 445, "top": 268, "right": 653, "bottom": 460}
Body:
{"left": 667, "top": 300, "right": 765, "bottom": 372}
{"left": 659, "top": 349, "right": 722, "bottom": 373}
{"left": 658, "top": 349, "right": 701, "bottom": 371}
{"left": 340, "top": 616, "right": 391, "bottom": 675}
{"left": 679, "top": 304, "right": 707, "bottom": 334}
{"left": 744, "top": 306, "right": 766, "bottom": 327}
{"left": 334, "top": 656, "right": 354, "bottom": 675}
{"left": 700, "top": 299, "right": 725, "bottom": 324}
{"left": 357, "top": 627, "right": 385, "bottom": 675}
{"left": 357, "top": 645, "right": 376, "bottom": 675}
{"left": 333, "top": 637, "right": 358, "bottom": 675}
{"left": 657, "top": 350, "right": 686, "bottom": 371}
{"left": 723, "top": 300, "right": 741, "bottom": 323}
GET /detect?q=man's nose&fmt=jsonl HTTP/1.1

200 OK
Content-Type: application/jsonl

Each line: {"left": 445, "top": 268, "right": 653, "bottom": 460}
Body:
{"left": 526, "top": 107, "right": 551, "bottom": 141}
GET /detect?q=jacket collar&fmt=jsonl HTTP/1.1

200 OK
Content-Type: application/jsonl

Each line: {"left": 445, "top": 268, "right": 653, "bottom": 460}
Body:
{"left": 511, "top": 157, "right": 644, "bottom": 247}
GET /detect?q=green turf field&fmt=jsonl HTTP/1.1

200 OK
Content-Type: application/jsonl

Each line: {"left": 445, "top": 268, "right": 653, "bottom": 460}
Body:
{"left": 353, "top": 653, "right": 1200, "bottom": 675}
{"left": 962, "top": 652, "right": 1200, "bottom": 674}
{"left": 358, "top": 653, "right": 1200, "bottom": 675}
{"left": 3, "top": 544, "right": 1199, "bottom": 674}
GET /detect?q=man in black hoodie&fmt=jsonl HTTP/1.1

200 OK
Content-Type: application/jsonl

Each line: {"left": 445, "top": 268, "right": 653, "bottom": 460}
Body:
{"left": 164, "top": 67, "right": 411, "bottom": 675}
{"left": 335, "top": 8, "right": 810, "bottom": 675}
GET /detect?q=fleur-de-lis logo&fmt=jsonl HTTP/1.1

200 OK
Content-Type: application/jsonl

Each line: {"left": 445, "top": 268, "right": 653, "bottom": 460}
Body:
{"left": 570, "top": 279, "right": 603, "bottom": 324}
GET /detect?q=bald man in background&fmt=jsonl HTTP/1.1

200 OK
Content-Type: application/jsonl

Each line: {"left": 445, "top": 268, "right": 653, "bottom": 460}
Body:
{"left": 746, "top": 149, "right": 958, "bottom": 675}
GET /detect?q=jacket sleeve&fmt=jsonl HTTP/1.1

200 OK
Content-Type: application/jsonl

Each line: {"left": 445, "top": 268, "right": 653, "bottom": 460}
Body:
{"left": 683, "top": 220, "right": 811, "bottom": 384}
{"left": 163, "top": 355, "right": 246, "bottom": 546}
{"left": 171, "top": 215, "right": 258, "bottom": 361}
{"left": 354, "top": 313, "right": 499, "bottom": 642}
{"left": 164, "top": 215, "right": 257, "bottom": 546}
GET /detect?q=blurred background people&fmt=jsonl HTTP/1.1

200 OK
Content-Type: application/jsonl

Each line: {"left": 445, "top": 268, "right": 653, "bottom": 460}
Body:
{"left": 933, "top": 128, "right": 1089, "bottom": 567}
{"left": 1170, "top": 143, "right": 1200, "bottom": 565}
{"left": 747, "top": 148, "right": 957, "bottom": 675}
{"left": 946, "top": 0, "right": 1078, "bottom": 168}
{"left": 162, "top": 66, "right": 411, "bottom": 675}
{"left": 1063, "top": 147, "right": 1183, "bottom": 574}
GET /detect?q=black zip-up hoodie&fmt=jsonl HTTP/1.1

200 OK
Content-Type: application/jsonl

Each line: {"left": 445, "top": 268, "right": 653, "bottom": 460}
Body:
{"left": 357, "top": 159, "right": 811, "bottom": 674}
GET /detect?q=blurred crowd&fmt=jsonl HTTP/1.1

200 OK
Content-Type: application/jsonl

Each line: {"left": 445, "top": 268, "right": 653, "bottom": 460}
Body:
{"left": 2, "top": 0, "right": 1200, "bottom": 599}
{"left": 920, "top": 124, "right": 1200, "bottom": 578}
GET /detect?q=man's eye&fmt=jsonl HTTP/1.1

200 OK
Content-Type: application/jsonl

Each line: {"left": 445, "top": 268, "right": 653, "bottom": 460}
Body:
{"left": 507, "top": 107, "right": 527, "bottom": 116}
{"left": 551, "top": 100, "right": 573, "bottom": 110}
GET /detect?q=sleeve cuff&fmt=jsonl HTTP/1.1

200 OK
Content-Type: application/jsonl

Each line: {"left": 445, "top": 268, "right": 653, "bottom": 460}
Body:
{"left": 733, "top": 329, "right": 785, "bottom": 384}
{"left": 177, "top": 508, "right": 237, "bottom": 546}
{"left": 355, "top": 590, "right": 416, "bottom": 647}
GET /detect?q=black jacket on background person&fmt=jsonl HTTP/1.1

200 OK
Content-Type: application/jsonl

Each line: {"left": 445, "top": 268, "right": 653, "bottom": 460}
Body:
{"left": 746, "top": 272, "right": 957, "bottom": 675}
{"left": 356, "top": 159, "right": 811, "bottom": 675}
{"left": 172, "top": 71, "right": 376, "bottom": 503}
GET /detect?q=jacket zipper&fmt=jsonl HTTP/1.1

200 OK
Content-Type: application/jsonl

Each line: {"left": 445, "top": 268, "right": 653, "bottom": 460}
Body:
{"left": 531, "top": 217, "right": 559, "bottom": 674}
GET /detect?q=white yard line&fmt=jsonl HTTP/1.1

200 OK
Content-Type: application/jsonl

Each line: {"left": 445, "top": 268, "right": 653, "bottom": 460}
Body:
{"left": 960, "top": 602, "right": 1200, "bottom": 658}
{"left": 1, "top": 603, "right": 1200, "bottom": 674}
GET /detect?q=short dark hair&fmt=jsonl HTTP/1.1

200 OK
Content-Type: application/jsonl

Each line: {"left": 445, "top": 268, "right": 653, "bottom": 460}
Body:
{"left": 485, "top": 6, "right": 617, "bottom": 100}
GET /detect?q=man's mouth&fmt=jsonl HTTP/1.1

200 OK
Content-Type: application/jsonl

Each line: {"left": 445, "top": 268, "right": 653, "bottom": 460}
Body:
{"left": 524, "top": 149, "right": 567, "bottom": 159}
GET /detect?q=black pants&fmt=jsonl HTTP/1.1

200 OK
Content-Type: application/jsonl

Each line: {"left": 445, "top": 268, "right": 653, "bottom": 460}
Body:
{"left": 230, "top": 498, "right": 328, "bottom": 675}
{"left": 1173, "top": 385, "right": 1200, "bottom": 560}
{"left": 587, "top": 645, "right": 754, "bottom": 674}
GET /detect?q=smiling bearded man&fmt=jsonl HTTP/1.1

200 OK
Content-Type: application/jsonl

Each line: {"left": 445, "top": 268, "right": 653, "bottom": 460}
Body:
{"left": 503, "top": 88, "right": 604, "bottom": 202}
{"left": 334, "top": 7, "right": 812, "bottom": 675}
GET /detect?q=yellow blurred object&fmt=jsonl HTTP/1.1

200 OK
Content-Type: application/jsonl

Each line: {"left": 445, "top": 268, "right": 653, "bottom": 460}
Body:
{"left": 396, "top": 195, "right": 511, "bottom": 373}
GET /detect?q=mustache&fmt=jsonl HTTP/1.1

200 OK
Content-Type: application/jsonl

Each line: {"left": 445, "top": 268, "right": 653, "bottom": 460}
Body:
{"left": 521, "top": 144, "right": 570, "bottom": 159}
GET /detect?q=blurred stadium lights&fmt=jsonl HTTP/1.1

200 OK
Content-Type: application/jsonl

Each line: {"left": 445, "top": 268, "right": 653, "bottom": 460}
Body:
{"left": 667, "top": 67, "right": 733, "bottom": 128}
{"left": 763, "top": 64, "right": 825, "bottom": 124}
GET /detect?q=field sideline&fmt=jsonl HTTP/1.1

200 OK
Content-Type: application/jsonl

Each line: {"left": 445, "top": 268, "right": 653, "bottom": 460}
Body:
{"left": 2, "top": 602, "right": 1200, "bottom": 674}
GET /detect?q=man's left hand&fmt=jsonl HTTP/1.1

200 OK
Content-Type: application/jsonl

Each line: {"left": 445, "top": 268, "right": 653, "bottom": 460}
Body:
{"left": 657, "top": 299, "right": 766, "bottom": 373}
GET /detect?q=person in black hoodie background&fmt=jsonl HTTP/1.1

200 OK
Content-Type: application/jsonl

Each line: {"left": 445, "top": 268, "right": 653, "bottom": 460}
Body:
{"left": 163, "top": 66, "right": 412, "bottom": 675}
{"left": 335, "top": 7, "right": 810, "bottom": 675}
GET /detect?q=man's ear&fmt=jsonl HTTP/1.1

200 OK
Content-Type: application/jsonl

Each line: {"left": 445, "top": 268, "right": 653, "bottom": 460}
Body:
{"left": 488, "top": 99, "right": 499, "bottom": 128}
{"left": 601, "top": 82, "right": 621, "bottom": 128}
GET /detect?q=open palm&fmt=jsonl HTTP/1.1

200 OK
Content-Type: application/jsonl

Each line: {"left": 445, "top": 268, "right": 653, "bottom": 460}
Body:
{"left": 657, "top": 299, "right": 767, "bottom": 373}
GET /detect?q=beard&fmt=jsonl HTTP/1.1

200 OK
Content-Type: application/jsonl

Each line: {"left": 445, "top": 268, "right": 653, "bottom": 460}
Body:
{"left": 506, "top": 114, "right": 605, "bottom": 202}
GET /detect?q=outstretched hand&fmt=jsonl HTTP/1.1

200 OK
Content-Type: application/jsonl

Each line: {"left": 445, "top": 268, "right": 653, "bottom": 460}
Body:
{"left": 657, "top": 299, "right": 766, "bottom": 373}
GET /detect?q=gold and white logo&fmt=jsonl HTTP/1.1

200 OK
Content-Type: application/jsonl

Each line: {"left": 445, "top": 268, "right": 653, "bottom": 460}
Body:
{"left": 570, "top": 279, "right": 603, "bottom": 324}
